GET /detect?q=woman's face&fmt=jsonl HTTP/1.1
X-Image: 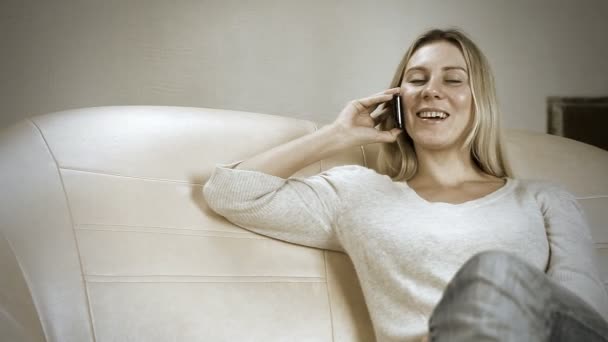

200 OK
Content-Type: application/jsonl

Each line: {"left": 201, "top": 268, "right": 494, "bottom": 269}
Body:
{"left": 400, "top": 40, "right": 473, "bottom": 151}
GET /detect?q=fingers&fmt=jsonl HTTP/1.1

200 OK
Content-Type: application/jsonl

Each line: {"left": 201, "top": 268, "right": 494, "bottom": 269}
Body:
{"left": 370, "top": 102, "right": 387, "bottom": 114}
{"left": 380, "top": 87, "right": 402, "bottom": 95}
{"left": 370, "top": 106, "right": 389, "bottom": 123}
{"left": 370, "top": 108, "right": 390, "bottom": 126}
{"left": 353, "top": 87, "right": 401, "bottom": 110}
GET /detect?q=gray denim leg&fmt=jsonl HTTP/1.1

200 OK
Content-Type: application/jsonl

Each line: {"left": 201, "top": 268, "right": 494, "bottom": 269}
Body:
{"left": 428, "top": 250, "right": 608, "bottom": 342}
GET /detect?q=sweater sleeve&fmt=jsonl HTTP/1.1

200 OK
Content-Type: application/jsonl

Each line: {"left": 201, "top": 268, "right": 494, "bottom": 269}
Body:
{"left": 542, "top": 185, "right": 608, "bottom": 320}
{"left": 202, "top": 161, "right": 352, "bottom": 252}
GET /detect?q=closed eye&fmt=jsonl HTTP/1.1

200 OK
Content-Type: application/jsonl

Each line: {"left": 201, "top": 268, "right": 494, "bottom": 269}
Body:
{"left": 409, "top": 79, "right": 426, "bottom": 84}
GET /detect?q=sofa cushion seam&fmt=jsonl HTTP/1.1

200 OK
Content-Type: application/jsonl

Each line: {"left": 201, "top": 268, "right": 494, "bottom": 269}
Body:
{"left": 29, "top": 118, "right": 98, "bottom": 342}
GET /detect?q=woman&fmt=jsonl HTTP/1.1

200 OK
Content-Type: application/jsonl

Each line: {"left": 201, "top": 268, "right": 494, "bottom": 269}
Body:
{"left": 203, "top": 28, "right": 608, "bottom": 341}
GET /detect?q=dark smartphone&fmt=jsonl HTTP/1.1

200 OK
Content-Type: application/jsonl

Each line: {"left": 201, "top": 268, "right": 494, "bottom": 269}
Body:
{"left": 392, "top": 94, "right": 404, "bottom": 129}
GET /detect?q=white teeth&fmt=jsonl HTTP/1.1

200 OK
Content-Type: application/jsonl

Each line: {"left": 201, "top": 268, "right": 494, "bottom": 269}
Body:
{"left": 417, "top": 111, "right": 448, "bottom": 119}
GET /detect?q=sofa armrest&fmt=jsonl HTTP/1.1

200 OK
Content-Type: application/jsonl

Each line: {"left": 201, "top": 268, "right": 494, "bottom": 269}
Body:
{"left": 0, "top": 233, "right": 46, "bottom": 342}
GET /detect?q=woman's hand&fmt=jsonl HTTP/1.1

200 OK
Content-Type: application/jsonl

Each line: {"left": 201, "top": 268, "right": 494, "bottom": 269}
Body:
{"left": 329, "top": 87, "right": 403, "bottom": 147}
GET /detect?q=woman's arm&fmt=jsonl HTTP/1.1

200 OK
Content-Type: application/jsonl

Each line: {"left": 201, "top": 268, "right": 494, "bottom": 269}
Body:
{"left": 234, "top": 123, "right": 349, "bottom": 179}
{"left": 203, "top": 88, "right": 403, "bottom": 250}
{"left": 203, "top": 163, "right": 369, "bottom": 251}
{"left": 543, "top": 186, "right": 608, "bottom": 320}
{"left": 235, "top": 87, "right": 403, "bottom": 179}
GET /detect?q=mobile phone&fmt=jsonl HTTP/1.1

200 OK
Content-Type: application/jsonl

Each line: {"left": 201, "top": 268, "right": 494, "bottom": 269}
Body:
{"left": 393, "top": 94, "right": 404, "bottom": 129}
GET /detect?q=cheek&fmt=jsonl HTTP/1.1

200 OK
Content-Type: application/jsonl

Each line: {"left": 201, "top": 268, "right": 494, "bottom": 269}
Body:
{"left": 452, "top": 90, "right": 472, "bottom": 110}
{"left": 402, "top": 90, "right": 418, "bottom": 114}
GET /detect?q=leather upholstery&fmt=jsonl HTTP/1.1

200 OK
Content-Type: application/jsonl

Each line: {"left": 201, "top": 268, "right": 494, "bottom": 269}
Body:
{"left": 1, "top": 106, "right": 606, "bottom": 341}
{"left": 0, "top": 234, "right": 46, "bottom": 342}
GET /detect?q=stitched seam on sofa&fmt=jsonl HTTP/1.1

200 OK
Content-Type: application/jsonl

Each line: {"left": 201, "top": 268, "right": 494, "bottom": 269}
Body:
{"left": 29, "top": 118, "right": 99, "bottom": 342}
{"left": 59, "top": 166, "right": 206, "bottom": 185}
{"left": 324, "top": 251, "right": 336, "bottom": 341}
{"left": 85, "top": 275, "right": 326, "bottom": 283}
{"left": 577, "top": 195, "right": 608, "bottom": 200}
{"left": 87, "top": 275, "right": 325, "bottom": 278}
{"left": 76, "top": 223, "right": 256, "bottom": 235}
{"left": 0, "top": 233, "right": 47, "bottom": 341}
{"left": 75, "top": 226, "right": 268, "bottom": 239}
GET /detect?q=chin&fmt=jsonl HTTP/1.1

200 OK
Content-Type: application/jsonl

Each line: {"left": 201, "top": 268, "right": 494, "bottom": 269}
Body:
{"left": 411, "top": 134, "right": 448, "bottom": 148}
{"left": 413, "top": 136, "right": 466, "bottom": 151}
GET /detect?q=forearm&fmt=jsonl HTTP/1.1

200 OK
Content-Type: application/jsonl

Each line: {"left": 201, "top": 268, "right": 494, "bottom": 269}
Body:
{"left": 235, "top": 124, "right": 350, "bottom": 179}
{"left": 234, "top": 87, "right": 402, "bottom": 178}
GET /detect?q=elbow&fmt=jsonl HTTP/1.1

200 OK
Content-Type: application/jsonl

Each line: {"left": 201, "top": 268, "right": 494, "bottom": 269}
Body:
{"left": 202, "top": 180, "right": 226, "bottom": 215}
{"left": 202, "top": 180, "right": 257, "bottom": 217}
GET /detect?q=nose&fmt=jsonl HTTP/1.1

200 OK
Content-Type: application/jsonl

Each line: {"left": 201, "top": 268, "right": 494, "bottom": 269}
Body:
{"left": 421, "top": 79, "right": 444, "bottom": 100}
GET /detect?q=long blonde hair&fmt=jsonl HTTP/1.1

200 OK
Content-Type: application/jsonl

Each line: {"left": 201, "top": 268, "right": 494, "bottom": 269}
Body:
{"left": 377, "top": 28, "right": 512, "bottom": 180}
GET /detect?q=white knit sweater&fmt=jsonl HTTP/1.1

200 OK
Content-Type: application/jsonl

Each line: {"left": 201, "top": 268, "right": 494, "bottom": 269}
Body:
{"left": 202, "top": 162, "right": 608, "bottom": 342}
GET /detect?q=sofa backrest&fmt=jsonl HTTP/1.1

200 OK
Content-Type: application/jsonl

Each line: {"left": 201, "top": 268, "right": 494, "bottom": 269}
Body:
{"left": 1, "top": 106, "right": 606, "bottom": 342}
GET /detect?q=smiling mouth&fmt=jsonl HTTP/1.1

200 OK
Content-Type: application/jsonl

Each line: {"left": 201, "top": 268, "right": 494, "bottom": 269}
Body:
{"left": 416, "top": 111, "right": 450, "bottom": 121}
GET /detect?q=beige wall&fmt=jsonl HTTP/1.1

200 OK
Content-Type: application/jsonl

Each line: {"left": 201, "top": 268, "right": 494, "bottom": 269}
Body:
{"left": 2, "top": 0, "right": 607, "bottom": 132}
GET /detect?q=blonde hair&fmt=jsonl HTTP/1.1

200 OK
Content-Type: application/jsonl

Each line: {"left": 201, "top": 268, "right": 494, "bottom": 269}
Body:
{"left": 377, "top": 28, "right": 512, "bottom": 180}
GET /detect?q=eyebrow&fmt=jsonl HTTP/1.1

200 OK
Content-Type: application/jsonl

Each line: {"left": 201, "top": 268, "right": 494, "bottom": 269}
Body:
{"left": 405, "top": 66, "right": 468, "bottom": 73}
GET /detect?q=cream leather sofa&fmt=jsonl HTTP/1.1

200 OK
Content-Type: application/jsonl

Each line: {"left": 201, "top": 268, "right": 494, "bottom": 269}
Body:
{"left": 1, "top": 106, "right": 607, "bottom": 342}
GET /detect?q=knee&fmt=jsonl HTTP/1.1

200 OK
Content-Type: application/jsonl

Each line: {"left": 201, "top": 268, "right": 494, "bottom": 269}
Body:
{"left": 441, "top": 250, "right": 550, "bottom": 304}
{"left": 430, "top": 251, "right": 553, "bottom": 341}
{"left": 432, "top": 251, "right": 542, "bottom": 318}
{"left": 455, "top": 250, "right": 532, "bottom": 282}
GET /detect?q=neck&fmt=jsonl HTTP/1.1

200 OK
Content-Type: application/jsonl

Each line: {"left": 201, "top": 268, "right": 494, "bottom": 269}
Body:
{"left": 409, "top": 145, "right": 489, "bottom": 188}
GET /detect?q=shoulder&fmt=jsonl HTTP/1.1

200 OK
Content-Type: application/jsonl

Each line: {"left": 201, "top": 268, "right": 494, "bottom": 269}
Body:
{"left": 516, "top": 178, "right": 576, "bottom": 199}
{"left": 319, "top": 164, "right": 380, "bottom": 179}
{"left": 513, "top": 178, "right": 580, "bottom": 212}
{"left": 307, "top": 164, "right": 391, "bottom": 193}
